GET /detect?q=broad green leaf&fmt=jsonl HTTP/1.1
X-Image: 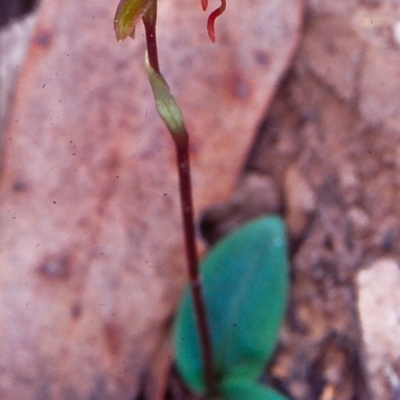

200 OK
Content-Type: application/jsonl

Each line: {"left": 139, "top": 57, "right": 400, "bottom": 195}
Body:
{"left": 174, "top": 216, "right": 289, "bottom": 393}
{"left": 221, "top": 378, "right": 289, "bottom": 400}
{"left": 114, "top": 0, "right": 153, "bottom": 41}
{"left": 145, "top": 56, "right": 187, "bottom": 140}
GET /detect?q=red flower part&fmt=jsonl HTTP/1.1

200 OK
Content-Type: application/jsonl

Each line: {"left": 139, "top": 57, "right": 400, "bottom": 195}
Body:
{"left": 207, "top": 0, "right": 226, "bottom": 43}
{"left": 201, "top": 0, "right": 208, "bottom": 11}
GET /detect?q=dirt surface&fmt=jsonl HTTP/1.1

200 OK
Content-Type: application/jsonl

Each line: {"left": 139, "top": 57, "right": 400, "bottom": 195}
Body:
{"left": 2, "top": 0, "right": 400, "bottom": 399}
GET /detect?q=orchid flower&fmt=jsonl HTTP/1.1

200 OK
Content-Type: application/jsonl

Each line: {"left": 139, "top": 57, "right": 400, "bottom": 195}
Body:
{"left": 114, "top": 0, "right": 226, "bottom": 42}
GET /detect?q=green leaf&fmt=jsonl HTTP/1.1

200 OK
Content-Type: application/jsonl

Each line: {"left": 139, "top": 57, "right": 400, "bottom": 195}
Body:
{"left": 145, "top": 56, "right": 187, "bottom": 140}
{"left": 114, "top": 0, "right": 153, "bottom": 41}
{"left": 174, "top": 216, "right": 289, "bottom": 393}
{"left": 221, "top": 378, "right": 289, "bottom": 400}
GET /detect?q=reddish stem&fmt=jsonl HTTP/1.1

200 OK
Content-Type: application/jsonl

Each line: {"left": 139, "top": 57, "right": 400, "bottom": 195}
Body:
{"left": 175, "top": 135, "right": 216, "bottom": 398}
{"left": 143, "top": 5, "right": 216, "bottom": 397}
{"left": 143, "top": 11, "right": 160, "bottom": 73}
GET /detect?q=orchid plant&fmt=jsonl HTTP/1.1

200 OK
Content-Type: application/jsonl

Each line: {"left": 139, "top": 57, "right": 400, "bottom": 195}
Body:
{"left": 114, "top": 0, "right": 226, "bottom": 43}
{"left": 113, "top": 1, "right": 290, "bottom": 399}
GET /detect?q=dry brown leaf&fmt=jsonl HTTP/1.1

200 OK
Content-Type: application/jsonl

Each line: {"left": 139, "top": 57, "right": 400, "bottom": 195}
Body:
{"left": 0, "top": 0, "right": 303, "bottom": 398}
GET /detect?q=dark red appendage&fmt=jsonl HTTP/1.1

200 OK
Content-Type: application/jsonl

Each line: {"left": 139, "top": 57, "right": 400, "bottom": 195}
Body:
{"left": 207, "top": 0, "right": 226, "bottom": 43}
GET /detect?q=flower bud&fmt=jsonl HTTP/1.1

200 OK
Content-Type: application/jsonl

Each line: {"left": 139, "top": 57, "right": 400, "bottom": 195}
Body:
{"left": 114, "top": 0, "right": 153, "bottom": 41}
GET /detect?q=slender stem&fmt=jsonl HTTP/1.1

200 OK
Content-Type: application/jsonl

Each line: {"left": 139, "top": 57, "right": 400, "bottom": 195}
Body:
{"left": 175, "top": 135, "right": 216, "bottom": 398}
{"left": 143, "top": 4, "right": 216, "bottom": 397}
{"left": 143, "top": 7, "right": 160, "bottom": 74}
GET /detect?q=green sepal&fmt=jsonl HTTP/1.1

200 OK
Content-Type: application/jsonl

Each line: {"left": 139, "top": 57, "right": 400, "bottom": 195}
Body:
{"left": 129, "top": 28, "right": 136, "bottom": 40}
{"left": 114, "top": 0, "right": 153, "bottom": 41}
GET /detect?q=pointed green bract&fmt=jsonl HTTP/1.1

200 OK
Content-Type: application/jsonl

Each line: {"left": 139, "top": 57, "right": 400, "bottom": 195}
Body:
{"left": 114, "top": 0, "right": 153, "bottom": 41}
{"left": 174, "top": 215, "right": 289, "bottom": 395}
{"left": 145, "top": 55, "right": 187, "bottom": 140}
